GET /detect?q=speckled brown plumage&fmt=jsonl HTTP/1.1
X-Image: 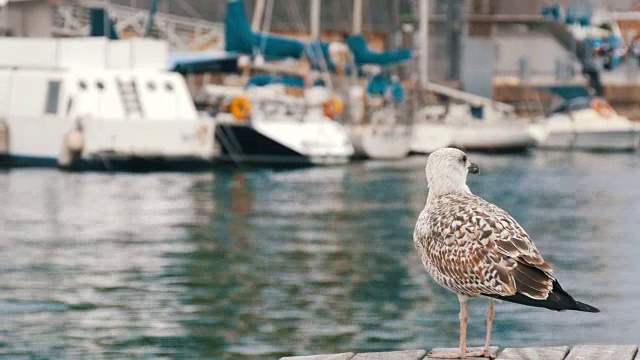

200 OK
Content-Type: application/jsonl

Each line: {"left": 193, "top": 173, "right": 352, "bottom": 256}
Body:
{"left": 414, "top": 192, "right": 554, "bottom": 300}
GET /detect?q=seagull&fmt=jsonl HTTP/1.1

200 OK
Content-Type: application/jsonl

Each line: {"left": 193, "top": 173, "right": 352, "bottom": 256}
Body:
{"left": 413, "top": 148, "right": 599, "bottom": 359}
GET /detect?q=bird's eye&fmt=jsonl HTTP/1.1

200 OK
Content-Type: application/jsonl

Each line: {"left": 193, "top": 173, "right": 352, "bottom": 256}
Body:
{"left": 461, "top": 155, "right": 467, "bottom": 163}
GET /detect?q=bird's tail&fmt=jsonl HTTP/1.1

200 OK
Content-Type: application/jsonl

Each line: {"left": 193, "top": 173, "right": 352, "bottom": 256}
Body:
{"left": 573, "top": 300, "right": 600, "bottom": 313}
{"left": 484, "top": 280, "right": 600, "bottom": 313}
{"left": 551, "top": 280, "right": 600, "bottom": 313}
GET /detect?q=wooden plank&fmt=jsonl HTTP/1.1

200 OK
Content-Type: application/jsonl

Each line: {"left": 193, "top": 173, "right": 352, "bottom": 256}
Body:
{"left": 497, "top": 346, "right": 569, "bottom": 360}
{"left": 280, "top": 352, "right": 355, "bottom": 360}
{"left": 350, "top": 350, "right": 426, "bottom": 360}
{"left": 428, "top": 347, "right": 499, "bottom": 359}
{"left": 565, "top": 345, "right": 638, "bottom": 360}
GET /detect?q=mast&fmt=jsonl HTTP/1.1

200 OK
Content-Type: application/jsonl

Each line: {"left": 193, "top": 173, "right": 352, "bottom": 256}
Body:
{"left": 251, "top": 0, "right": 266, "bottom": 32}
{"left": 309, "top": 0, "right": 332, "bottom": 88}
{"left": 144, "top": 0, "right": 160, "bottom": 37}
{"left": 105, "top": 0, "right": 111, "bottom": 38}
{"left": 353, "top": 0, "right": 363, "bottom": 34}
{"left": 310, "top": 0, "right": 321, "bottom": 40}
{"left": 418, "top": 0, "right": 429, "bottom": 89}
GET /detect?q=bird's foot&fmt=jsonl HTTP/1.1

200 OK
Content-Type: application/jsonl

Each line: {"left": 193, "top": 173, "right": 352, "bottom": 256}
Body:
{"left": 428, "top": 352, "right": 466, "bottom": 359}
{"left": 466, "top": 349, "right": 497, "bottom": 359}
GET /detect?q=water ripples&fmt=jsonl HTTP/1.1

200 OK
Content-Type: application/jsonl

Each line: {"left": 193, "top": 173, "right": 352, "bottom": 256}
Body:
{"left": 1, "top": 152, "right": 639, "bottom": 358}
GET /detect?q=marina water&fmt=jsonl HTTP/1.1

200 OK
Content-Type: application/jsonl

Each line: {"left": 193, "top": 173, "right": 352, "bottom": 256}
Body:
{"left": 1, "top": 151, "right": 639, "bottom": 358}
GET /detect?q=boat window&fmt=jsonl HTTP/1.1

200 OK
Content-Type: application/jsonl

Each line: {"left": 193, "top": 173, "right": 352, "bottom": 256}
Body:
{"left": 44, "top": 80, "right": 61, "bottom": 114}
{"left": 165, "top": 82, "right": 174, "bottom": 91}
{"left": 96, "top": 81, "right": 105, "bottom": 91}
{"left": 78, "top": 80, "right": 87, "bottom": 90}
{"left": 147, "top": 81, "right": 156, "bottom": 91}
{"left": 470, "top": 105, "right": 483, "bottom": 119}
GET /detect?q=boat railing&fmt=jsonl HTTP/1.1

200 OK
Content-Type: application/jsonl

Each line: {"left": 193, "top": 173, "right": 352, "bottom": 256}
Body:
{"left": 204, "top": 84, "right": 335, "bottom": 123}
{"left": 52, "top": 1, "right": 225, "bottom": 51}
{"left": 511, "top": 100, "right": 552, "bottom": 120}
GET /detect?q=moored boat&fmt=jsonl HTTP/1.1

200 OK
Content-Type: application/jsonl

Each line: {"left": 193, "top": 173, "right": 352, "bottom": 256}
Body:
{"left": 204, "top": 83, "right": 354, "bottom": 166}
{"left": 341, "top": 11, "right": 414, "bottom": 160}
{"left": 0, "top": 37, "right": 216, "bottom": 171}
{"left": 411, "top": 87, "right": 536, "bottom": 154}
{"left": 530, "top": 86, "right": 640, "bottom": 151}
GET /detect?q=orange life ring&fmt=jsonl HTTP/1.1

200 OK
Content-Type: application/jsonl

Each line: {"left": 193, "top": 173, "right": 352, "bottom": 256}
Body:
{"left": 323, "top": 96, "right": 344, "bottom": 119}
{"left": 591, "top": 98, "right": 614, "bottom": 118}
{"left": 230, "top": 96, "right": 252, "bottom": 121}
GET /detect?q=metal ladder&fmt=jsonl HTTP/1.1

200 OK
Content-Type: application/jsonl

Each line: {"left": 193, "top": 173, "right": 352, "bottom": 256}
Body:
{"left": 117, "top": 79, "right": 143, "bottom": 117}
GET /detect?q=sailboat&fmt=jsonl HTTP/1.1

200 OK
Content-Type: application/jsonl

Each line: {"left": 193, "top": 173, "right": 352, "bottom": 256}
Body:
{"left": 410, "top": 0, "right": 536, "bottom": 154}
{"left": 341, "top": 0, "right": 414, "bottom": 160}
{"left": 411, "top": 83, "right": 537, "bottom": 153}
{"left": 202, "top": 0, "right": 354, "bottom": 166}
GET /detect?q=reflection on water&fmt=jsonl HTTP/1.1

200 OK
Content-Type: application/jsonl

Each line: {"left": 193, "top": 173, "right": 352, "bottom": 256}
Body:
{"left": 1, "top": 152, "right": 640, "bottom": 358}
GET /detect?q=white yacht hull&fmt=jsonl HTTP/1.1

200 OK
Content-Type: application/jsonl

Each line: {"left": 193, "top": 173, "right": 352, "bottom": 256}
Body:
{"left": 452, "top": 122, "right": 537, "bottom": 152}
{"left": 410, "top": 122, "right": 452, "bottom": 154}
{"left": 214, "top": 114, "right": 354, "bottom": 166}
{"left": 5, "top": 116, "right": 216, "bottom": 170}
{"left": 349, "top": 123, "right": 411, "bottom": 160}
{"left": 532, "top": 110, "right": 640, "bottom": 151}
{"left": 410, "top": 121, "right": 535, "bottom": 154}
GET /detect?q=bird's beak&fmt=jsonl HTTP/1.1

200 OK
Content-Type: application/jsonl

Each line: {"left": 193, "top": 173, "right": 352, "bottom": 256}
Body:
{"left": 468, "top": 163, "right": 480, "bottom": 174}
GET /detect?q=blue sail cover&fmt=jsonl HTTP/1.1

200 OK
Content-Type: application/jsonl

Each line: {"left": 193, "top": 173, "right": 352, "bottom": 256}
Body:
{"left": 536, "top": 85, "right": 594, "bottom": 115}
{"left": 246, "top": 74, "right": 325, "bottom": 88}
{"left": 224, "top": 0, "right": 334, "bottom": 70}
{"left": 536, "top": 85, "right": 591, "bottom": 100}
{"left": 366, "top": 73, "right": 405, "bottom": 103}
{"left": 347, "top": 35, "right": 412, "bottom": 67}
{"left": 169, "top": 52, "right": 240, "bottom": 74}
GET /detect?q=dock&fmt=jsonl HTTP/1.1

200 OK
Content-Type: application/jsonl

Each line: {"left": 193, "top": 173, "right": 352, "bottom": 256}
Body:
{"left": 280, "top": 345, "right": 639, "bottom": 360}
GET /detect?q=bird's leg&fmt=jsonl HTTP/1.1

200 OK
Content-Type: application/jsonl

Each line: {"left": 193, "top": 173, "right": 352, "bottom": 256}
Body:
{"left": 430, "top": 295, "right": 469, "bottom": 359}
{"left": 482, "top": 299, "right": 496, "bottom": 358}
{"left": 459, "top": 296, "right": 469, "bottom": 356}
{"left": 484, "top": 299, "right": 495, "bottom": 353}
{"left": 466, "top": 299, "right": 497, "bottom": 359}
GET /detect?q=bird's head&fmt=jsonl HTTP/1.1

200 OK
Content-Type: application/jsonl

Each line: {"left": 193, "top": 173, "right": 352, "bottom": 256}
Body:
{"left": 425, "top": 147, "right": 479, "bottom": 197}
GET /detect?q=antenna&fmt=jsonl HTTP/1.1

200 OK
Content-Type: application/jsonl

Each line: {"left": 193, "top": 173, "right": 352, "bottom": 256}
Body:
{"left": 419, "top": 0, "right": 429, "bottom": 89}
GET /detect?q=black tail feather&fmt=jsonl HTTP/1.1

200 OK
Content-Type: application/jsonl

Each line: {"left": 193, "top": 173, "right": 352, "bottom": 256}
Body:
{"left": 484, "top": 280, "right": 600, "bottom": 313}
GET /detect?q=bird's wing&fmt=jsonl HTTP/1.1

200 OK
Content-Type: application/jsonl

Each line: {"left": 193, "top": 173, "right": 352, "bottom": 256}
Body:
{"left": 475, "top": 195, "right": 554, "bottom": 274}
{"left": 415, "top": 193, "right": 555, "bottom": 299}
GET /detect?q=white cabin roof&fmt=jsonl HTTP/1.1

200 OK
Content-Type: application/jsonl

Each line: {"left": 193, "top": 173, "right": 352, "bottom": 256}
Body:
{"left": 0, "top": 37, "right": 169, "bottom": 71}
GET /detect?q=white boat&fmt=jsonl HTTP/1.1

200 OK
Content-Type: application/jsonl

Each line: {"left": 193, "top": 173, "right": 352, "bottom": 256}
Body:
{"left": 197, "top": 0, "right": 352, "bottom": 166}
{"left": 339, "top": 0, "right": 413, "bottom": 160}
{"left": 410, "top": 4, "right": 535, "bottom": 155}
{"left": 348, "top": 121, "right": 412, "bottom": 160}
{"left": 410, "top": 85, "right": 537, "bottom": 154}
{"left": 204, "top": 83, "right": 354, "bottom": 166}
{"left": 530, "top": 86, "right": 640, "bottom": 151}
{"left": 0, "top": 37, "right": 216, "bottom": 171}
{"left": 346, "top": 85, "right": 412, "bottom": 160}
